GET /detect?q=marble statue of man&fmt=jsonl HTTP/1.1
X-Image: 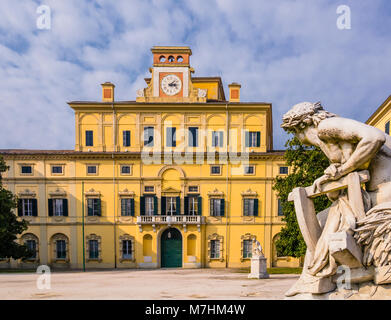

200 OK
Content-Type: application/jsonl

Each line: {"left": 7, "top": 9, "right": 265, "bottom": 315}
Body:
{"left": 252, "top": 239, "right": 264, "bottom": 258}
{"left": 281, "top": 101, "right": 391, "bottom": 295}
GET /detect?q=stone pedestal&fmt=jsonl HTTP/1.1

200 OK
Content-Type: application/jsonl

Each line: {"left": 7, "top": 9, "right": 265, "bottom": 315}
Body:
{"left": 248, "top": 256, "right": 269, "bottom": 279}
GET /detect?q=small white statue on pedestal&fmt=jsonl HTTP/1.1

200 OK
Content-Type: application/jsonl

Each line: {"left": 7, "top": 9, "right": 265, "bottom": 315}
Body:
{"left": 248, "top": 239, "right": 269, "bottom": 279}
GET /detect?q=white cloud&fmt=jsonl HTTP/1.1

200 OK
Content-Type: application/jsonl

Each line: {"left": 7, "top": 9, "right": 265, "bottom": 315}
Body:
{"left": 0, "top": 0, "right": 390, "bottom": 150}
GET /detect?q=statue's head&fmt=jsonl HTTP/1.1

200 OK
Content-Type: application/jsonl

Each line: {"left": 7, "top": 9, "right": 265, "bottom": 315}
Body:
{"left": 281, "top": 101, "right": 337, "bottom": 134}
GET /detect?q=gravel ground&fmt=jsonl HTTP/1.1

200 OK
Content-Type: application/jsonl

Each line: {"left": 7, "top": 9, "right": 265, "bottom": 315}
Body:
{"left": 0, "top": 268, "right": 298, "bottom": 300}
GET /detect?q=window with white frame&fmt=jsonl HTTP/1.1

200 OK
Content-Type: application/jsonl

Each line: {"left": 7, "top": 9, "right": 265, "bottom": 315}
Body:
{"left": 244, "top": 165, "right": 255, "bottom": 175}
{"left": 121, "top": 165, "right": 131, "bottom": 175}
{"left": 144, "top": 186, "right": 154, "bottom": 193}
{"left": 279, "top": 166, "right": 288, "bottom": 174}
{"left": 122, "top": 240, "right": 132, "bottom": 259}
{"left": 243, "top": 239, "right": 252, "bottom": 258}
{"left": 87, "top": 165, "right": 98, "bottom": 175}
{"left": 243, "top": 198, "right": 258, "bottom": 216}
{"left": 166, "top": 197, "right": 176, "bottom": 215}
{"left": 21, "top": 165, "right": 32, "bottom": 174}
{"left": 119, "top": 234, "right": 135, "bottom": 261}
{"left": 210, "top": 165, "right": 221, "bottom": 175}
{"left": 210, "top": 240, "right": 220, "bottom": 259}
{"left": 210, "top": 198, "right": 224, "bottom": 216}
{"left": 56, "top": 240, "right": 67, "bottom": 259}
{"left": 145, "top": 196, "right": 154, "bottom": 216}
{"left": 189, "top": 196, "right": 198, "bottom": 215}
{"left": 51, "top": 166, "right": 63, "bottom": 174}
{"left": 89, "top": 240, "right": 99, "bottom": 259}
{"left": 121, "top": 198, "right": 134, "bottom": 216}
{"left": 23, "top": 199, "right": 33, "bottom": 216}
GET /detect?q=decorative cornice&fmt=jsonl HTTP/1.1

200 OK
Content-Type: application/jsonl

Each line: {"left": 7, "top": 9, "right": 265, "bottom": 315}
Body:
{"left": 84, "top": 188, "right": 100, "bottom": 197}
{"left": 118, "top": 188, "right": 135, "bottom": 197}
{"left": 241, "top": 188, "right": 258, "bottom": 197}
{"left": 18, "top": 189, "right": 36, "bottom": 197}
{"left": 207, "top": 188, "right": 224, "bottom": 197}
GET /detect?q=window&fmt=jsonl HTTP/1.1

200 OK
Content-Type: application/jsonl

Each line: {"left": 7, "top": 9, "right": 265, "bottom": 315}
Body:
{"left": 210, "top": 198, "right": 224, "bottom": 216}
{"left": 243, "top": 198, "right": 258, "bottom": 216}
{"left": 21, "top": 165, "right": 32, "bottom": 174}
{"left": 212, "top": 131, "right": 224, "bottom": 147}
{"left": 121, "top": 198, "right": 134, "bottom": 216}
{"left": 123, "top": 130, "right": 131, "bottom": 147}
{"left": 244, "top": 165, "right": 254, "bottom": 175}
{"left": 386, "top": 121, "right": 390, "bottom": 135}
{"left": 86, "top": 130, "right": 93, "bottom": 146}
{"left": 53, "top": 199, "right": 64, "bottom": 216}
{"left": 210, "top": 240, "right": 220, "bottom": 259}
{"left": 48, "top": 198, "right": 68, "bottom": 217}
{"left": 18, "top": 199, "right": 38, "bottom": 217}
{"left": 122, "top": 240, "right": 132, "bottom": 259}
{"left": 211, "top": 165, "right": 221, "bottom": 175}
{"left": 144, "top": 127, "right": 154, "bottom": 147}
{"left": 189, "top": 196, "right": 198, "bottom": 215}
{"left": 279, "top": 166, "right": 288, "bottom": 174}
{"left": 188, "top": 186, "right": 199, "bottom": 193}
{"left": 166, "top": 127, "right": 176, "bottom": 147}
{"left": 52, "top": 166, "right": 63, "bottom": 174}
{"left": 245, "top": 131, "right": 260, "bottom": 147}
{"left": 121, "top": 165, "right": 131, "bottom": 175}
{"left": 89, "top": 240, "right": 99, "bottom": 259}
{"left": 145, "top": 196, "right": 154, "bottom": 216}
{"left": 56, "top": 240, "right": 66, "bottom": 259}
{"left": 25, "top": 240, "right": 37, "bottom": 259}
{"left": 144, "top": 186, "right": 154, "bottom": 193}
{"left": 23, "top": 199, "right": 33, "bottom": 216}
{"left": 243, "top": 240, "right": 252, "bottom": 259}
{"left": 188, "top": 127, "right": 198, "bottom": 147}
{"left": 278, "top": 199, "right": 284, "bottom": 216}
{"left": 87, "top": 198, "right": 101, "bottom": 216}
{"left": 165, "top": 197, "right": 177, "bottom": 215}
{"left": 87, "top": 165, "right": 97, "bottom": 174}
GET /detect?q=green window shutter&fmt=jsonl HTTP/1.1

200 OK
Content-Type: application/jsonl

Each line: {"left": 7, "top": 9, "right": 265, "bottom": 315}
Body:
{"left": 197, "top": 196, "right": 202, "bottom": 216}
{"left": 184, "top": 196, "right": 189, "bottom": 215}
{"left": 220, "top": 199, "right": 225, "bottom": 217}
{"left": 32, "top": 199, "right": 38, "bottom": 216}
{"left": 97, "top": 199, "right": 101, "bottom": 216}
{"left": 243, "top": 199, "right": 248, "bottom": 216}
{"left": 121, "top": 199, "right": 125, "bottom": 216}
{"left": 87, "top": 199, "right": 93, "bottom": 216}
{"left": 245, "top": 131, "right": 249, "bottom": 147}
{"left": 161, "top": 197, "right": 166, "bottom": 215}
{"left": 219, "top": 131, "right": 224, "bottom": 147}
{"left": 256, "top": 132, "right": 260, "bottom": 147}
{"left": 17, "top": 199, "right": 23, "bottom": 216}
{"left": 153, "top": 196, "right": 158, "bottom": 215}
{"left": 48, "top": 199, "right": 53, "bottom": 217}
{"left": 176, "top": 196, "right": 180, "bottom": 215}
{"left": 254, "top": 199, "right": 259, "bottom": 216}
{"left": 63, "top": 199, "right": 68, "bottom": 217}
{"left": 131, "top": 198, "right": 135, "bottom": 216}
{"left": 140, "top": 196, "right": 145, "bottom": 216}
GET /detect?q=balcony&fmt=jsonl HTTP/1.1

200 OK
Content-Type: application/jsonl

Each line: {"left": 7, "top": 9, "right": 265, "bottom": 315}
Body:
{"left": 136, "top": 215, "right": 205, "bottom": 232}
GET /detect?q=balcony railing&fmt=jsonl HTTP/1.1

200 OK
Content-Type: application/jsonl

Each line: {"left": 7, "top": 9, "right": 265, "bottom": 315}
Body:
{"left": 137, "top": 215, "right": 204, "bottom": 225}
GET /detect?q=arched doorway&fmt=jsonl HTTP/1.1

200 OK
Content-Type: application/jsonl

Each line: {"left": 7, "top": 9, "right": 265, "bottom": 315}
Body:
{"left": 161, "top": 228, "right": 182, "bottom": 268}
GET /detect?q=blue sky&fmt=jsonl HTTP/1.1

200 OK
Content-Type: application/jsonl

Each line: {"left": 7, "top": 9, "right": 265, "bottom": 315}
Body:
{"left": 0, "top": 0, "right": 390, "bottom": 150}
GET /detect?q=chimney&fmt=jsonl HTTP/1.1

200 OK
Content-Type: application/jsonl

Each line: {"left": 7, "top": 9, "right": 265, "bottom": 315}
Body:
{"left": 228, "top": 83, "right": 241, "bottom": 102}
{"left": 101, "top": 82, "right": 115, "bottom": 102}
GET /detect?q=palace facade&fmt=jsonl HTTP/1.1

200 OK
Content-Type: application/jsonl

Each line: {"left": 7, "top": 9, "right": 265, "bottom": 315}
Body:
{"left": 1, "top": 46, "right": 300, "bottom": 269}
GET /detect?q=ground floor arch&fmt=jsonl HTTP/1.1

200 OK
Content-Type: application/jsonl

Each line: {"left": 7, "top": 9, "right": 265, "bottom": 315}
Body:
{"left": 160, "top": 228, "right": 182, "bottom": 268}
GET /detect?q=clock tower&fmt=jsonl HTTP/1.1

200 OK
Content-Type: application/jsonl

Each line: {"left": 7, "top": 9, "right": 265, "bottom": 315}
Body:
{"left": 136, "top": 46, "right": 208, "bottom": 103}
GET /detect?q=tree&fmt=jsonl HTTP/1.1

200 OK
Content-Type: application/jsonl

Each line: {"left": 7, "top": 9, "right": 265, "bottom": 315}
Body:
{"left": 273, "top": 136, "right": 331, "bottom": 258}
{"left": 0, "top": 155, "right": 31, "bottom": 259}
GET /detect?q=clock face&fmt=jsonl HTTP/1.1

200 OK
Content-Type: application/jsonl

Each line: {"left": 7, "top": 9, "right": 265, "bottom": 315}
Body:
{"left": 161, "top": 74, "right": 182, "bottom": 96}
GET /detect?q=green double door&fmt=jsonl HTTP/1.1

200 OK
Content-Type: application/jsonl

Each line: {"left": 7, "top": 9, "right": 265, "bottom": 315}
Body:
{"left": 161, "top": 228, "right": 182, "bottom": 268}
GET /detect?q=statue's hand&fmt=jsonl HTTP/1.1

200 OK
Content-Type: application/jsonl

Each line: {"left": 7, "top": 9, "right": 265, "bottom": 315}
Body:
{"left": 324, "top": 163, "right": 342, "bottom": 180}
{"left": 312, "top": 175, "right": 330, "bottom": 194}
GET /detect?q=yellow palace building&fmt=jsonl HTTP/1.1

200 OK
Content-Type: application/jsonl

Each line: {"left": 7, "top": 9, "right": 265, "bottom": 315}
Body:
{"left": 0, "top": 46, "right": 300, "bottom": 270}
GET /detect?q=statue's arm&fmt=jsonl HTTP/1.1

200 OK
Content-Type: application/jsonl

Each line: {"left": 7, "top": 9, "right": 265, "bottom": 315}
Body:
{"left": 319, "top": 118, "right": 386, "bottom": 178}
